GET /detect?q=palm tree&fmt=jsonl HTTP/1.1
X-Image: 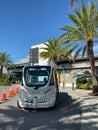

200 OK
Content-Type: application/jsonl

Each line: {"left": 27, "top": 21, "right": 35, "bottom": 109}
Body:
{"left": 60, "top": 1, "right": 98, "bottom": 93}
{"left": 0, "top": 52, "right": 14, "bottom": 77}
{"left": 70, "top": 0, "right": 98, "bottom": 8}
{"left": 70, "top": 0, "right": 78, "bottom": 8}
{"left": 40, "top": 36, "right": 72, "bottom": 67}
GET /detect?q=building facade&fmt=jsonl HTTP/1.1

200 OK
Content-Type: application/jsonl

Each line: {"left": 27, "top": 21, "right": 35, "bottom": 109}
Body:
{"left": 29, "top": 43, "right": 48, "bottom": 66}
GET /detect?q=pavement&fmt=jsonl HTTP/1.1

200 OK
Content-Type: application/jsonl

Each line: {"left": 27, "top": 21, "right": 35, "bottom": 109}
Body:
{"left": 0, "top": 85, "right": 98, "bottom": 130}
{"left": 60, "top": 87, "right": 98, "bottom": 130}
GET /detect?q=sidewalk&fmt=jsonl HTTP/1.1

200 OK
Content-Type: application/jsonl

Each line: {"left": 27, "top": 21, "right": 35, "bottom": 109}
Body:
{"left": 60, "top": 87, "right": 98, "bottom": 130}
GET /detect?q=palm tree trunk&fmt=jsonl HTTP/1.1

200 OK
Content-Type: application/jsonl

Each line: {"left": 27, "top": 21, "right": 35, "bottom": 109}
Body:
{"left": 88, "top": 39, "right": 98, "bottom": 93}
{"left": 53, "top": 56, "right": 58, "bottom": 68}
{"left": 0, "top": 66, "right": 3, "bottom": 77}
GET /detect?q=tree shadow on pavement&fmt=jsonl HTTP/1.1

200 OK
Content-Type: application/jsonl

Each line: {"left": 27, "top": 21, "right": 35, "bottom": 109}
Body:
{"left": 0, "top": 92, "right": 97, "bottom": 130}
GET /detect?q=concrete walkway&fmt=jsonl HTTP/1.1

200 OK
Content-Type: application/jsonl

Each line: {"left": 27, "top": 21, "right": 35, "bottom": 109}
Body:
{"left": 61, "top": 87, "right": 98, "bottom": 130}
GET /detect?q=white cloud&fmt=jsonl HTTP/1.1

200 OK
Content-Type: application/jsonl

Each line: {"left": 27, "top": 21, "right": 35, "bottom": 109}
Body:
{"left": 16, "top": 55, "right": 29, "bottom": 64}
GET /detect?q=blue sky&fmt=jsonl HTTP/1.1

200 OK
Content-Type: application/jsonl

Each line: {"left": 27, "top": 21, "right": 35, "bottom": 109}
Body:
{"left": 0, "top": 0, "right": 97, "bottom": 63}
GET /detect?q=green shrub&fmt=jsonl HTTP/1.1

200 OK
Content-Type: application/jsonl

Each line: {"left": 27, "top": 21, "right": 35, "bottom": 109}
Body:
{"left": 76, "top": 83, "right": 93, "bottom": 90}
{"left": 0, "top": 74, "right": 10, "bottom": 86}
{"left": 76, "top": 75, "right": 92, "bottom": 90}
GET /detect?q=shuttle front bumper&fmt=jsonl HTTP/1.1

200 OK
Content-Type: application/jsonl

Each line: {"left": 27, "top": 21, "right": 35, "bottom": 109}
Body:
{"left": 17, "top": 93, "right": 56, "bottom": 109}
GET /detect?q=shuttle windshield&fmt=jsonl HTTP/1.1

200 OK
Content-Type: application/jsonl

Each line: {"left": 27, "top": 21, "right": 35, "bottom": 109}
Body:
{"left": 24, "top": 66, "right": 51, "bottom": 87}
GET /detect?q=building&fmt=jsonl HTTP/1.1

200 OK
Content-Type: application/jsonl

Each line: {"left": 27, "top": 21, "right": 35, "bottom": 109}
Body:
{"left": 29, "top": 43, "right": 48, "bottom": 65}
{"left": 7, "top": 62, "right": 29, "bottom": 83}
{"left": 7, "top": 42, "right": 98, "bottom": 86}
{"left": 7, "top": 43, "right": 49, "bottom": 83}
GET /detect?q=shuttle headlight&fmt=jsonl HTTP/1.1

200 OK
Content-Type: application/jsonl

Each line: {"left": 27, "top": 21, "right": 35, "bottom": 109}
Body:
{"left": 21, "top": 89, "right": 31, "bottom": 101}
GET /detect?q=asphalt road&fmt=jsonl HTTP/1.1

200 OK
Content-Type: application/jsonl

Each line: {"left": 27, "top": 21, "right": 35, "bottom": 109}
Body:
{"left": 0, "top": 87, "right": 82, "bottom": 130}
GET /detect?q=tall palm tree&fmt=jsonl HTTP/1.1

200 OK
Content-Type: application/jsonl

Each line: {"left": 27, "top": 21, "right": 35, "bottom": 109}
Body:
{"left": 0, "top": 52, "right": 14, "bottom": 77}
{"left": 60, "top": 1, "right": 98, "bottom": 93}
{"left": 40, "top": 37, "right": 72, "bottom": 67}
{"left": 70, "top": 0, "right": 78, "bottom": 8}
{"left": 70, "top": 0, "right": 98, "bottom": 8}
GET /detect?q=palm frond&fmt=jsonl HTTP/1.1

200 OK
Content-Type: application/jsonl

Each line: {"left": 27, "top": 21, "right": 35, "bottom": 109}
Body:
{"left": 82, "top": 45, "right": 87, "bottom": 57}
{"left": 40, "top": 36, "right": 73, "bottom": 65}
{"left": 70, "top": 0, "right": 78, "bottom": 8}
{"left": 82, "top": 1, "right": 88, "bottom": 23}
{"left": 74, "top": 47, "right": 83, "bottom": 59}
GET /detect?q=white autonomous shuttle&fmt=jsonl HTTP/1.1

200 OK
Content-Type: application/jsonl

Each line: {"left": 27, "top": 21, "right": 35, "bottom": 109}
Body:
{"left": 17, "top": 65, "right": 59, "bottom": 109}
